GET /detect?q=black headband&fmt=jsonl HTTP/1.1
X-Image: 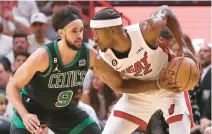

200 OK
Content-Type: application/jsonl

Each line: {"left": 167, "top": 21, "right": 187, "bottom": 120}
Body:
{"left": 57, "top": 13, "right": 80, "bottom": 30}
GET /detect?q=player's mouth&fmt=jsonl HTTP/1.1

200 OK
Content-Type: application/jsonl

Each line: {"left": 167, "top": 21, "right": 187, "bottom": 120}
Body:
{"left": 75, "top": 39, "right": 82, "bottom": 44}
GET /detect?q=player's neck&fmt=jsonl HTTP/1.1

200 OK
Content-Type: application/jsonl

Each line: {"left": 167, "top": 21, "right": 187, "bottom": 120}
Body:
{"left": 112, "top": 30, "right": 131, "bottom": 53}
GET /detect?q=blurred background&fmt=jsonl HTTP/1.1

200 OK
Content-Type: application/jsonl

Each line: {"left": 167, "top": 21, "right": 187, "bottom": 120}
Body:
{"left": 0, "top": 1, "right": 211, "bottom": 134}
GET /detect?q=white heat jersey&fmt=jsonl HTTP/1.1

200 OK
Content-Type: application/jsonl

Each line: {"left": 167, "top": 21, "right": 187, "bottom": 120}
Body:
{"left": 99, "top": 23, "right": 170, "bottom": 81}
{"left": 99, "top": 23, "right": 193, "bottom": 129}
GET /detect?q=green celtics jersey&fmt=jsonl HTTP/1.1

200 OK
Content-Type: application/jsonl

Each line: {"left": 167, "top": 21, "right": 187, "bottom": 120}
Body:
{"left": 23, "top": 39, "right": 90, "bottom": 110}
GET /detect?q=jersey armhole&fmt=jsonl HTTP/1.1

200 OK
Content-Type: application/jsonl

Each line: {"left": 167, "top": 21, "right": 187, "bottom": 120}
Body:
{"left": 85, "top": 44, "right": 90, "bottom": 69}
{"left": 138, "top": 23, "right": 158, "bottom": 50}
{"left": 37, "top": 46, "right": 53, "bottom": 77}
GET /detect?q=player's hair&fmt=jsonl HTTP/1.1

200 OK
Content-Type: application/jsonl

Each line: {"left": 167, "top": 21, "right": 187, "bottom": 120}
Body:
{"left": 52, "top": 5, "right": 81, "bottom": 31}
{"left": 13, "top": 32, "right": 28, "bottom": 42}
{"left": 92, "top": 8, "right": 122, "bottom": 20}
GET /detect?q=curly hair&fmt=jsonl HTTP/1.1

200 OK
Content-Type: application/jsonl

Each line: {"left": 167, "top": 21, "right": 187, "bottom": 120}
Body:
{"left": 52, "top": 5, "right": 81, "bottom": 31}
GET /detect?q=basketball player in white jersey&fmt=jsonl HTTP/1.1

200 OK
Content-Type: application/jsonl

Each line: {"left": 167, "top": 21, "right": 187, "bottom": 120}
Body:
{"left": 90, "top": 6, "right": 199, "bottom": 134}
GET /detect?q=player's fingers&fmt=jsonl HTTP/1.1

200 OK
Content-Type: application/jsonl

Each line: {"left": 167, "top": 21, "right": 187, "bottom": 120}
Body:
{"left": 29, "top": 118, "right": 40, "bottom": 130}
{"left": 39, "top": 125, "right": 46, "bottom": 133}
{"left": 168, "top": 82, "right": 181, "bottom": 88}
{"left": 159, "top": 68, "right": 166, "bottom": 80}
{"left": 26, "top": 123, "right": 36, "bottom": 134}
{"left": 31, "top": 115, "right": 40, "bottom": 126}
{"left": 170, "top": 87, "right": 182, "bottom": 93}
{"left": 166, "top": 74, "right": 175, "bottom": 83}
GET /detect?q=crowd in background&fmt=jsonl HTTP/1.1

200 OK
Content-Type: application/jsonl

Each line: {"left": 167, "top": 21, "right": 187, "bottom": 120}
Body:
{"left": 0, "top": 1, "right": 211, "bottom": 134}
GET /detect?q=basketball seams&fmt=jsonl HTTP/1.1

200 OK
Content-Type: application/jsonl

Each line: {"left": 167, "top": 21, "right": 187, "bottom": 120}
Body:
{"left": 175, "top": 58, "right": 184, "bottom": 86}
{"left": 182, "top": 59, "right": 192, "bottom": 91}
{"left": 165, "top": 58, "right": 177, "bottom": 83}
{"left": 166, "top": 57, "right": 199, "bottom": 91}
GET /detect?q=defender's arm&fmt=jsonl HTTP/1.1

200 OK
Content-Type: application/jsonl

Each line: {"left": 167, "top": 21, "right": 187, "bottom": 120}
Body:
{"left": 6, "top": 48, "right": 49, "bottom": 118}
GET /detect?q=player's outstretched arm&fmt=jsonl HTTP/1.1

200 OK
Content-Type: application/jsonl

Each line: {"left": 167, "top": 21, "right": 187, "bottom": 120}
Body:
{"left": 151, "top": 5, "right": 199, "bottom": 65}
{"left": 6, "top": 48, "right": 49, "bottom": 133}
{"left": 89, "top": 47, "right": 181, "bottom": 94}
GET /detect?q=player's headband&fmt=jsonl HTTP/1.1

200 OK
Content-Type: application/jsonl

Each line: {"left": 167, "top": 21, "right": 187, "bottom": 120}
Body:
{"left": 57, "top": 13, "right": 80, "bottom": 30}
{"left": 90, "top": 17, "right": 122, "bottom": 28}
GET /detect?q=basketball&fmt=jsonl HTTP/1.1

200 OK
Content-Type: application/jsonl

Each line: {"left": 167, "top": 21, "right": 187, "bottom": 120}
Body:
{"left": 165, "top": 57, "right": 200, "bottom": 91}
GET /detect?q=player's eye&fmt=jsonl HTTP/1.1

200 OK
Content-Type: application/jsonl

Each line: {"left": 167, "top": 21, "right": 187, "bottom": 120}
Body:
{"left": 72, "top": 30, "right": 77, "bottom": 33}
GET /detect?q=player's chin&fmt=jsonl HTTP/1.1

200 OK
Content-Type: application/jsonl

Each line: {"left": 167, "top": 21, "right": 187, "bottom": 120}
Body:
{"left": 75, "top": 43, "right": 82, "bottom": 48}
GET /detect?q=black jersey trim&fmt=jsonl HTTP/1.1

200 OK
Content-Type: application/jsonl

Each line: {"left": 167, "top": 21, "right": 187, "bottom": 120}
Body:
{"left": 85, "top": 43, "right": 90, "bottom": 69}
{"left": 54, "top": 40, "right": 82, "bottom": 67}
{"left": 37, "top": 46, "right": 53, "bottom": 77}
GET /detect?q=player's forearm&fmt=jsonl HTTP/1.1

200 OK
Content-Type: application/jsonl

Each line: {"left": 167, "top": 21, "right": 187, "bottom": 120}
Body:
{"left": 160, "top": 6, "right": 185, "bottom": 48}
{"left": 159, "top": 6, "right": 197, "bottom": 61}
{"left": 113, "top": 79, "right": 159, "bottom": 94}
{"left": 6, "top": 82, "right": 28, "bottom": 117}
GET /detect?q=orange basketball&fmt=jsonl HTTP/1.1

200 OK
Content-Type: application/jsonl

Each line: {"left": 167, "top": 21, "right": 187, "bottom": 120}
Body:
{"left": 165, "top": 57, "right": 200, "bottom": 91}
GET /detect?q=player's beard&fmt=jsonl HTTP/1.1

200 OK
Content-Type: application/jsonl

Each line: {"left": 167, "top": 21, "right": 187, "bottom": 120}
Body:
{"left": 65, "top": 36, "right": 81, "bottom": 51}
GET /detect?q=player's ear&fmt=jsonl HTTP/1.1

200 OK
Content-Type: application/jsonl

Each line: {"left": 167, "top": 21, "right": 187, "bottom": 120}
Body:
{"left": 58, "top": 29, "right": 64, "bottom": 37}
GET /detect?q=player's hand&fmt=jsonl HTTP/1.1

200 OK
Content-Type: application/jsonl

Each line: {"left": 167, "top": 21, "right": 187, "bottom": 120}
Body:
{"left": 158, "top": 68, "right": 182, "bottom": 92}
{"left": 35, "top": 125, "right": 48, "bottom": 134}
{"left": 22, "top": 113, "right": 40, "bottom": 134}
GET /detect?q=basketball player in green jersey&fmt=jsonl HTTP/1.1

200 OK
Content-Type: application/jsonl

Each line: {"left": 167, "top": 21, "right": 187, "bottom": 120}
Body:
{"left": 6, "top": 5, "right": 101, "bottom": 134}
{"left": 6, "top": 5, "right": 181, "bottom": 134}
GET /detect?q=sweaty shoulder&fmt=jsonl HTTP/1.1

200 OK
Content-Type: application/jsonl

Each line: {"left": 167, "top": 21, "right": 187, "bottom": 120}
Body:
{"left": 139, "top": 16, "right": 166, "bottom": 49}
{"left": 28, "top": 47, "right": 50, "bottom": 73}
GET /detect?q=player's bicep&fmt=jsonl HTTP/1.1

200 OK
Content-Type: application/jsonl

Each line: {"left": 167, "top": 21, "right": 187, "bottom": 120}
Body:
{"left": 11, "top": 48, "right": 49, "bottom": 90}
{"left": 139, "top": 17, "right": 166, "bottom": 47}
{"left": 93, "top": 56, "right": 124, "bottom": 90}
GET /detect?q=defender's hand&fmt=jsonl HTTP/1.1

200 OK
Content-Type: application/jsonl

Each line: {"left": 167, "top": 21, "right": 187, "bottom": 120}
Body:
{"left": 158, "top": 68, "right": 182, "bottom": 92}
{"left": 22, "top": 113, "right": 40, "bottom": 133}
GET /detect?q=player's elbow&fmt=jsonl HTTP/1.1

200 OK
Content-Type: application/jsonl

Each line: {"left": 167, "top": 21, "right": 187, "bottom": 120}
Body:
{"left": 6, "top": 80, "right": 18, "bottom": 96}
{"left": 6, "top": 81, "right": 13, "bottom": 95}
{"left": 112, "top": 81, "right": 132, "bottom": 94}
{"left": 110, "top": 80, "right": 127, "bottom": 93}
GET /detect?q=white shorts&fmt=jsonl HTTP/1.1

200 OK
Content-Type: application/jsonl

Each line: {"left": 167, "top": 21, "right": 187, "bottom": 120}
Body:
{"left": 105, "top": 90, "right": 194, "bottom": 132}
